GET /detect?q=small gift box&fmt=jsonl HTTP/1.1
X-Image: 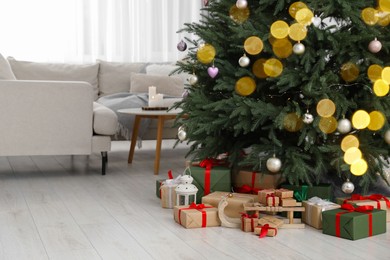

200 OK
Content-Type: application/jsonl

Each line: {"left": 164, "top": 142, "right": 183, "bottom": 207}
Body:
{"left": 302, "top": 197, "right": 341, "bottom": 229}
{"left": 322, "top": 204, "right": 386, "bottom": 240}
{"left": 258, "top": 189, "right": 275, "bottom": 204}
{"left": 254, "top": 216, "right": 284, "bottom": 237}
{"left": 156, "top": 170, "right": 174, "bottom": 198}
{"left": 336, "top": 194, "right": 390, "bottom": 222}
{"left": 275, "top": 188, "right": 294, "bottom": 199}
{"left": 241, "top": 213, "right": 258, "bottom": 232}
{"left": 280, "top": 198, "right": 297, "bottom": 207}
{"left": 160, "top": 176, "right": 181, "bottom": 209}
{"left": 185, "top": 159, "right": 231, "bottom": 203}
{"left": 201, "top": 191, "right": 258, "bottom": 218}
{"left": 266, "top": 194, "right": 280, "bottom": 206}
{"left": 173, "top": 203, "right": 221, "bottom": 229}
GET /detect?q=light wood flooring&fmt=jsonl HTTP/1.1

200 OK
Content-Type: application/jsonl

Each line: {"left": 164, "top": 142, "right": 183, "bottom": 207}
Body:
{"left": 0, "top": 140, "right": 389, "bottom": 260}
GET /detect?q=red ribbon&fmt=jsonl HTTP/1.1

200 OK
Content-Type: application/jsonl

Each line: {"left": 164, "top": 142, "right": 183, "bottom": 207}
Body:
{"left": 236, "top": 172, "right": 261, "bottom": 194}
{"left": 266, "top": 194, "right": 277, "bottom": 206}
{"left": 258, "top": 224, "right": 277, "bottom": 238}
{"left": 335, "top": 204, "right": 374, "bottom": 238}
{"left": 199, "top": 158, "right": 225, "bottom": 195}
{"left": 168, "top": 170, "right": 173, "bottom": 180}
{"left": 241, "top": 213, "right": 258, "bottom": 232}
{"left": 178, "top": 203, "right": 212, "bottom": 227}
{"left": 343, "top": 194, "right": 390, "bottom": 209}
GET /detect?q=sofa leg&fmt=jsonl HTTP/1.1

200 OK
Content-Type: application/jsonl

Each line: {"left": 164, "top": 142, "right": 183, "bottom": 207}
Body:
{"left": 101, "top": 151, "right": 108, "bottom": 175}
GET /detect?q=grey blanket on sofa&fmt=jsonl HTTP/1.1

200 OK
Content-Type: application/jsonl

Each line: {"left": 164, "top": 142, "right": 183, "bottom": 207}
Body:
{"left": 97, "top": 93, "right": 151, "bottom": 140}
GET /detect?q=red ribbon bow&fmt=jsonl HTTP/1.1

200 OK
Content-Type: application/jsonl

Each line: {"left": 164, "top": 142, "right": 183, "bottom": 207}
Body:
{"left": 258, "top": 224, "right": 277, "bottom": 238}
{"left": 240, "top": 212, "right": 258, "bottom": 232}
{"left": 336, "top": 204, "right": 374, "bottom": 238}
{"left": 236, "top": 172, "right": 261, "bottom": 194}
{"left": 343, "top": 194, "right": 390, "bottom": 209}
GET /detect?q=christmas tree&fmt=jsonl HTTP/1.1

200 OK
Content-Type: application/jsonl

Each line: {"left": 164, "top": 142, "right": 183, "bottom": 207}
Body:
{"left": 174, "top": 0, "right": 390, "bottom": 193}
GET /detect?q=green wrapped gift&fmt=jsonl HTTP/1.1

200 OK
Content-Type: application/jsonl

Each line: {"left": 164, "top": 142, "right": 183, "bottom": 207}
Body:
{"left": 322, "top": 204, "right": 386, "bottom": 240}
{"left": 280, "top": 183, "right": 333, "bottom": 202}
{"left": 185, "top": 164, "right": 231, "bottom": 203}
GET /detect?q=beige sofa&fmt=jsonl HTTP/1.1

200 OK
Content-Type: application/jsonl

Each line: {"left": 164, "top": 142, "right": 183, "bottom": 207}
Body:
{"left": 0, "top": 54, "right": 186, "bottom": 174}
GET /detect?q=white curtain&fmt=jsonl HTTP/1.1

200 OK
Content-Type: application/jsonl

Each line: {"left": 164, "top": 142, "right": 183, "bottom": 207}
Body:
{"left": 0, "top": 0, "right": 202, "bottom": 63}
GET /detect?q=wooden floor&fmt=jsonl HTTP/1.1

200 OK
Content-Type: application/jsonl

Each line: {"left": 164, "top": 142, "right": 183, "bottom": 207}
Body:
{"left": 0, "top": 140, "right": 389, "bottom": 260}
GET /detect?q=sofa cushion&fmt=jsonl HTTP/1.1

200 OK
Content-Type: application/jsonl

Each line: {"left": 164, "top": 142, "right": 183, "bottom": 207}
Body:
{"left": 0, "top": 54, "right": 16, "bottom": 80}
{"left": 98, "top": 60, "right": 147, "bottom": 97}
{"left": 145, "top": 63, "right": 189, "bottom": 83}
{"left": 129, "top": 73, "right": 184, "bottom": 97}
{"left": 7, "top": 57, "right": 99, "bottom": 100}
{"left": 93, "top": 102, "right": 118, "bottom": 135}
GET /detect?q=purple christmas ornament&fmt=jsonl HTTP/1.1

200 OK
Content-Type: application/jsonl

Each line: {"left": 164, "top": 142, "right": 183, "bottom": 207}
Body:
{"left": 177, "top": 40, "right": 187, "bottom": 52}
{"left": 207, "top": 66, "right": 219, "bottom": 78}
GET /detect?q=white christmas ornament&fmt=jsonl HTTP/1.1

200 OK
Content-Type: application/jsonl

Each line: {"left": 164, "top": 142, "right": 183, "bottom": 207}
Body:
{"left": 236, "top": 0, "right": 248, "bottom": 9}
{"left": 266, "top": 155, "right": 282, "bottom": 173}
{"left": 337, "top": 118, "right": 352, "bottom": 134}
{"left": 385, "top": 129, "right": 390, "bottom": 144}
{"left": 368, "top": 38, "right": 382, "bottom": 53}
{"left": 341, "top": 179, "right": 355, "bottom": 194}
{"left": 178, "top": 126, "right": 187, "bottom": 141}
{"left": 188, "top": 74, "right": 198, "bottom": 85}
{"left": 303, "top": 112, "right": 314, "bottom": 124}
{"left": 312, "top": 16, "right": 322, "bottom": 27}
{"left": 293, "top": 42, "right": 305, "bottom": 55}
{"left": 238, "top": 55, "right": 250, "bottom": 67}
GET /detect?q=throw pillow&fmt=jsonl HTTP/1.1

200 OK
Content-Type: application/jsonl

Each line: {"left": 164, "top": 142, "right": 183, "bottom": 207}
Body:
{"left": 145, "top": 63, "right": 189, "bottom": 84}
{"left": 97, "top": 60, "right": 147, "bottom": 97}
{"left": 0, "top": 53, "right": 16, "bottom": 80}
{"left": 129, "top": 73, "right": 184, "bottom": 97}
{"left": 8, "top": 57, "right": 99, "bottom": 100}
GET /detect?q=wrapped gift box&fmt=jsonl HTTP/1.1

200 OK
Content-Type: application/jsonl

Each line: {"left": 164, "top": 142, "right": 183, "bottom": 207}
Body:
{"left": 258, "top": 189, "right": 275, "bottom": 204}
{"left": 302, "top": 197, "right": 341, "bottom": 229}
{"left": 280, "top": 183, "right": 333, "bottom": 202}
{"left": 202, "top": 191, "right": 258, "bottom": 218}
{"left": 322, "top": 204, "right": 386, "bottom": 240}
{"left": 173, "top": 203, "right": 221, "bottom": 228}
{"left": 336, "top": 194, "right": 390, "bottom": 222}
{"left": 280, "top": 198, "right": 296, "bottom": 207}
{"left": 275, "top": 188, "right": 294, "bottom": 199}
{"left": 258, "top": 215, "right": 284, "bottom": 228}
{"left": 156, "top": 179, "right": 165, "bottom": 198}
{"left": 160, "top": 184, "right": 177, "bottom": 209}
{"left": 266, "top": 195, "right": 280, "bottom": 206}
{"left": 185, "top": 164, "right": 231, "bottom": 203}
{"left": 232, "top": 168, "right": 284, "bottom": 193}
{"left": 254, "top": 217, "right": 282, "bottom": 237}
{"left": 241, "top": 213, "right": 258, "bottom": 232}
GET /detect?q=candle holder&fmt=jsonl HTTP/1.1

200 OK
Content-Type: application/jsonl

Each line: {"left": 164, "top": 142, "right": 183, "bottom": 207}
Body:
{"left": 175, "top": 175, "right": 198, "bottom": 206}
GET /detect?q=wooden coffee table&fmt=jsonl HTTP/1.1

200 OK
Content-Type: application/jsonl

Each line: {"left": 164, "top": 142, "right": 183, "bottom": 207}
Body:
{"left": 117, "top": 107, "right": 182, "bottom": 175}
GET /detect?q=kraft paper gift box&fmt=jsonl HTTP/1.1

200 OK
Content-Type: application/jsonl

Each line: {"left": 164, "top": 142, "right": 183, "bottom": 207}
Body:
{"left": 156, "top": 179, "right": 164, "bottom": 198}
{"left": 302, "top": 197, "right": 341, "bottom": 229}
{"left": 232, "top": 168, "right": 284, "bottom": 193}
{"left": 258, "top": 189, "right": 276, "bottom": 204}
{"left": 322, "top": 204, "right": 386, "bottom": 240}
{"left": 201, "top": 191, "right": 259, "bottom": 218}
{"left": 336, "top": 194, "right": 390, "bottom": 222}
{"left": 241, "top": 213, "right": 258, "bottom": 232}
{"left": 275, "top": 188, "right": 294, "bottom": 199}
{"left": 254, "top": 216, "right": 283, "bottom": 237}
{"left": 280, "top": 198, "right": 297, "bottom": 207}
{"left": 173, "top": 203, "right": 221, "bottom": 229}
{"left": 280, "top": 183, "right": 333, "bottom": 202}
{"left": 160, "top": 183, "right": 178, "bottom": 209}
{"left": 185, "top": 163, "right": 231, "bottom": 203}
{"left": 266, "top": 194, "right": 280, "bottom": 206}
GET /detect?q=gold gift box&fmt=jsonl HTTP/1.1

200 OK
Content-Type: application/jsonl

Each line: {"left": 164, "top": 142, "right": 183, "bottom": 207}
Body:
{"left": 280, "top": 198, "right": 297, "bottom": 207}
{"left": 241, "top": 214, "right": 258, "bottom": 232}
{"left": 275, "top": 188, "right": 294, "bottom": 199}
{"left": 258, "top": 189, "right": 275, "bottom": 204}
{"left": 160, "top": 184, "right": 177, "bottom": 209}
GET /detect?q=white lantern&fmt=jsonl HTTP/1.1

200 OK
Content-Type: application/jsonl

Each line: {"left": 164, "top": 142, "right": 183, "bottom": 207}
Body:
{"left": 175, "top": 175, "right": 198, "bottom": 206}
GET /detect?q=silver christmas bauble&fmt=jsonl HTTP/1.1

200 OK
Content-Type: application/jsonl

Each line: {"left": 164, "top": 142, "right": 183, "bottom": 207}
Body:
{"left": 385, "top": 129, "right": 390, "bottom": 144}
{"left": 337, "top": 118, "right": 352, "bottom": 134}
{"left": 293, "top": 42, "right": 305, "bottom": 55}
{"left": 341, "top": 179, "right": 355, "bottom": 194}
{"left": 238, "top": 55, "right": 250, "bottom": 67}
{"left": 303, "top": 113, "right": 314, "bottom": 124}
{"left": 178, "top": 130, "right": 187, "bottom": 141}
{"left": 188, "top": 74, "right": 198, "bottom": 85}
{"left": 266, "top": 156, "right": 282, "bottom": 173}
{"left": 312, "top": 16, "right": 322, "bottom": 27}
{"left": 236, "top": 0, "right": 248, "bottom": 9}
{"left": 368, "top": 38, "right": 382, "bottom": 53}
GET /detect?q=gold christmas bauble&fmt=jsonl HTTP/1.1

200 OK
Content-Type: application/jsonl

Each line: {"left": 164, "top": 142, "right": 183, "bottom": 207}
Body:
{"left": 197, "top": 44, "right": 216, "bottom": 64}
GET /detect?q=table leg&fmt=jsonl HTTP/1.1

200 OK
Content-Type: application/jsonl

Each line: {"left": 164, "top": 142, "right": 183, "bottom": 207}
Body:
{"left": 154, "top": 115, "right": 165, "bottom": 175}
{"left": 128, "top": 115, "right": 141, "bottom": 163}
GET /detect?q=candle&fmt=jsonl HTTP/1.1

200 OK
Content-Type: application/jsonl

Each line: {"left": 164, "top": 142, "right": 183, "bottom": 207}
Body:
{"left": 148, "top": 86, "right": 156, "bottom": 98}
{"left": 149, "top": 95, "right": 158, "bottom": 107}
{"left": 155, "top": 93, "right": 164, "bottom": 107}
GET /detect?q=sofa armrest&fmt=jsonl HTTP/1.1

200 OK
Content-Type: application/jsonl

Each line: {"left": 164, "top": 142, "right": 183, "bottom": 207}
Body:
{"left": 0, "top": 80, "right": 94, "bottom": 156}
{"left": 93, "top": 102, "right": 118, "bottom": 135}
